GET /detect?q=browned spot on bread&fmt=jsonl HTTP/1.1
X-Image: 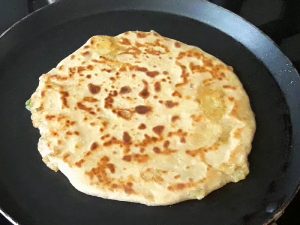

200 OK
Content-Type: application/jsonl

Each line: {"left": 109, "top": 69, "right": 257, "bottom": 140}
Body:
{"left": 120, "top": 86, "right": 131, "bottom": 94}
{"left": 78, "top": 66, "right": 85, "bottom": 73}
{"left": 135, "top": 105, "right": 152, "bottom": 114}
{"left": 189, "top": 62, "right": 208, "bottom": 73}
{"left": 88, "top": 83, "right": 101, "bottom": 94}
{"left": 139, "top": 80, "right": 150, "bottom": 99}
{"left": 114, "top": 108, "right": 134, "bottom": 120}
{"left": 63, "top": 153, "right": 70, "bottom": 162}
{"left": 174, "top": 175, "right": 180, "bottom": 179}
{"left": 101, "top": 155, "right": 110, "bottom": 162}
{"left": 234, "top": 128, "right": 243, "bottom": 138}
{"left": 154, "top": 82, "right": 161, "bottom": 92}
{"left": 228, "top": 96, "right": 235, "bottom": 102}
{"left": 132, "top": 154, "right": 149, "bottom": 163}
{"left": 165, "top": 100, "right": 178, "bottom": 108}
{"left": 138, "top": 123, "right": 146, "bottom": 129}
{"left": 137, "top": 32, "right": 147, "bottom": 38}
{"left": 223, "top": 85, "right": 236, "bottom": 90}
{"left": 180, "top": 137, "right": 186, "bottom": 143}
{"left": 175, "top": 64, "right": 189, "bottom": 87}
{"left": 122, "top": 155, "right": 132, "bottom": 162}
{"left": 123, "top": 132, "right": 132, "bottom": 144}
{"left": 123, "top": 153, "right": 149, "bottom": 163}
{"left": 163, "top": 140, "right": 170, "bottom": 148}
{"left": 171, "top": 115, "right": 180, "bottom": 122}
{"left": 175, "top": 42, "right": 181, "bottom": 48}
{"left": 168, "top": 183, "right": 186, "bottom": 191}
{"left": 172, "top": 91, "right": 182, "bottom": 98}
{"left": 119, "top": 38, "right": 131, "bottom": 45}
{"left": 75, "top": 159, "right": 85, "bottom": 167}
{"left": 82, "top": 51, "right": 91, "bottom": 56}
{"left": 77, "top": 102, "right": 96, "bottom": 115}
{"left": 153, "top": 147, "right": 161, "bottom": 153}
{"left": 152, "top": 125, "right": 165, "bottom": 136}
{"left": 58, "top": 65, "right": 65, "bottom": 71}
{"left": 90, "top": 142, "right": 99, "bottom": 151}
{"left": 51, "top": 131, "right": 58, "bottom": 136}
{"left": 191, "top": 115, "right": 204, "bottom": 122}
{"left": 146, "top": 71, "right": 159, "bottom": 78}
{"left": 106, "top": 163, "right": 115, "bottom": 173}
{"left": 46, "top": 115, "right": 56, "bottom": 120}
{"left": 83, "top": 97, "right": 98, "bottom": 102}
{"left": 60, "top": 91, "right": 69, "bottom": 108}
{"left": 124, "top": 182, "right": 135, "bottom": 194}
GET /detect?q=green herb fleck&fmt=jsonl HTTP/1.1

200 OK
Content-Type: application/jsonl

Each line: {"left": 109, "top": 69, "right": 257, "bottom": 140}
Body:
{"left": 25, "top": 99, "right": 32, "bottom": 111}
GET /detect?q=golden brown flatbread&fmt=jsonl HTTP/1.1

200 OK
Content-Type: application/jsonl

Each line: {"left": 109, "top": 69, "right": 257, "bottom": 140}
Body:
{"left": 27, "top": 31, "right": 256, "bottom": 205}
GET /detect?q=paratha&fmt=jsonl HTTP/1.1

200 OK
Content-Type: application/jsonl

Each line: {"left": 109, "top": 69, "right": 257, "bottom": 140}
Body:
{"left": 27, "top": 31, "right": 256, "bottom": 205}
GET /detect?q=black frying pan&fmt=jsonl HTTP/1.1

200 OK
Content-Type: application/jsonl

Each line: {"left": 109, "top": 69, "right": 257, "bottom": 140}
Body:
{"left": 0, "top": 0, "right": 300, "bottom": 225}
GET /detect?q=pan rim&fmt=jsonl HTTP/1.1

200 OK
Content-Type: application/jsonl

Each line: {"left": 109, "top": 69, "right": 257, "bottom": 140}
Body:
{"left": 0, "top": 0, "right": 300, "bottom": 224}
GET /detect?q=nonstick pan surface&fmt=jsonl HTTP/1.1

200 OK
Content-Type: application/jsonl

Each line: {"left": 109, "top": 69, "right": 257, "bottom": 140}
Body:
{"left": 0, "top": 0, "right": 300, "bottom": 225}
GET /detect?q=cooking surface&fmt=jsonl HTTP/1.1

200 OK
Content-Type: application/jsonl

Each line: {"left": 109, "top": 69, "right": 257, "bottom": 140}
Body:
{"left": 0, "top": 0, "right": 299, "bottom": 224}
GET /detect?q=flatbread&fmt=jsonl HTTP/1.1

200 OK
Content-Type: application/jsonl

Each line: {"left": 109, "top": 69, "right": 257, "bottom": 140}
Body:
{"left": 27, "top": 31, "right": 256, "bottom": 205}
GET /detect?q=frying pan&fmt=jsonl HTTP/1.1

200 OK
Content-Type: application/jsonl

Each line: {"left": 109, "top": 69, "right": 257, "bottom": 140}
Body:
{"left": 0, "top": 0, "right": 300, "bottom": 224}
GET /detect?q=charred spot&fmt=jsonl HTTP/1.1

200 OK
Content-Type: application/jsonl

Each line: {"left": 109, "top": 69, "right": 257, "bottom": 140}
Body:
{"left": 135, "top": 105, "right": 152, "bottom": 114}
{"left": 88, "top": 83, "right": 101, "bottom": 94}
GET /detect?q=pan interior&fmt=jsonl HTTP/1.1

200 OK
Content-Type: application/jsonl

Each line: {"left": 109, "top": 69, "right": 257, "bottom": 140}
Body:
{"left": 0, "top": 10, "right": 292, "bottom": 225}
